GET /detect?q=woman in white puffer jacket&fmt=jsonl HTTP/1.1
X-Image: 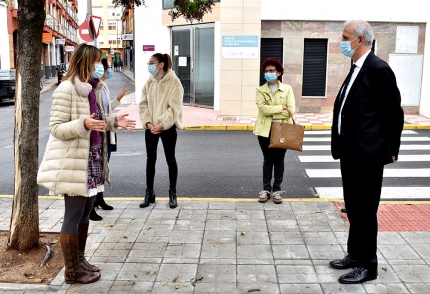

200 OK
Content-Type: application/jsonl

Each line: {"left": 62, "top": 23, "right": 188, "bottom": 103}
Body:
{"left": 37, "top": 44, "right": 135, "bottom": 285}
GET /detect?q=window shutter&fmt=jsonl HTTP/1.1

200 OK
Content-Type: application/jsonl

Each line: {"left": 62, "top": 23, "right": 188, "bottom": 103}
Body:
{"left": 260, "top": 38, "right": 283, "bottom": 86}
{"left": 302, "top": 39, "right": 328, "bottom": 97}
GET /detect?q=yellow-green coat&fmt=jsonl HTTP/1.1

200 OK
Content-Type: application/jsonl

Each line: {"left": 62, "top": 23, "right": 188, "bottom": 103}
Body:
{"left": 253, "top": 81, "right": 296, "bottom": 138}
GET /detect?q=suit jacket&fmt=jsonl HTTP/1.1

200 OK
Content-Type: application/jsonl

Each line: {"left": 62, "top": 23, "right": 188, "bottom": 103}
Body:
{"left": 331, "top": 51, "right": 404, "bottom": 165}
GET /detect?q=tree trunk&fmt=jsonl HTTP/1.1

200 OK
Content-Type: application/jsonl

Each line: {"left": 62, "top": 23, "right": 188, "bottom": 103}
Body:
{"left": 8, "top": 0, "right": 45, "bottom": 251}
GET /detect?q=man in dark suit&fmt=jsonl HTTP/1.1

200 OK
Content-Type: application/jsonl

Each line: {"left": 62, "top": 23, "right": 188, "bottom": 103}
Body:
{"left": 330, "top": 20, "right": 404, "bottom": 284}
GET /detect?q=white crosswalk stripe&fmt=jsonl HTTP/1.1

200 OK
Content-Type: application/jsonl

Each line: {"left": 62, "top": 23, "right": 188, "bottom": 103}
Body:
{"left": 301, "top": 130, "right": 430, "bottom": 200}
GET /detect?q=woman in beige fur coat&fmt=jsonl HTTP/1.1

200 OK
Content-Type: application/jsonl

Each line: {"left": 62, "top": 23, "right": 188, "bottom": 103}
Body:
{"left": 37, "top": 44, "right": 135, "bottom": 284}
{"left": 139, "top": 53, "right": 183, "bottom": 209}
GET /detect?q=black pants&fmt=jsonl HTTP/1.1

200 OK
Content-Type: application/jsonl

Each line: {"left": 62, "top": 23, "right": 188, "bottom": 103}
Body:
{"left": 257, "top": 135, "right": 287, "bottom": 192}
{"left": 145, "top": 127, "right": 178, "bottom": 191}
{"left": 340, "top": 159, "right": 384, "bottom": 271}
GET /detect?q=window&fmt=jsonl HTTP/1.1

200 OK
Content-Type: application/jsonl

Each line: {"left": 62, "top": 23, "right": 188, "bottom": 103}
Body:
{"left": 259, "top": 38, "right": 283, "bottom": 86}
{"left": 302, "top": 38, "right": 328, "bottom": 97}
{"left": 108, "top": 6, "right": 120, "bottom": 17}
{"left": 92, "top": 7, "right": 103, "bottom": 18}
{"left": 163, "top": 0, "right": 220, "bottom": 9}
{"left": 108, "top": 21, "right": 117, "bottom": 31}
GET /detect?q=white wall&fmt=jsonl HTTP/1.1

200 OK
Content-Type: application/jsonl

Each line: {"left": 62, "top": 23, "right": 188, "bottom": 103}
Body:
{"left": 134, "top": 0, "right": 170, "bottom": 103}
{"left": 261, "top": 0, "right": 430, "bottom": 117}
{"left": 0, "top": 4, "right": 10, "bottom": 69}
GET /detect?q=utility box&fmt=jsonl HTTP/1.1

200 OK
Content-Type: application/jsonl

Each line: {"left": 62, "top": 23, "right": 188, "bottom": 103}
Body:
{"left": 0, "top": 69, "right": 16, "bottom": 103}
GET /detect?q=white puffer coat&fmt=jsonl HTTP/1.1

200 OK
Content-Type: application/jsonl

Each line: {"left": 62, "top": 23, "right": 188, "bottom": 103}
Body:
{"left": 37, "top": 77, "right": 117, "bottom": 196}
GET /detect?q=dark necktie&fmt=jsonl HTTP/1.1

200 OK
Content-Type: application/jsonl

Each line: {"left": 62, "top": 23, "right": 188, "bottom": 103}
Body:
{"left": 340, "top": 64, "right": 357, "bottom": 104}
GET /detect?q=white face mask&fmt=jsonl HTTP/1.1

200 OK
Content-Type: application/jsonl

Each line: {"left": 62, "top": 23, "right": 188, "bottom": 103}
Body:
{"left": 91, "top": 64, "right": 105, "bottom": 79}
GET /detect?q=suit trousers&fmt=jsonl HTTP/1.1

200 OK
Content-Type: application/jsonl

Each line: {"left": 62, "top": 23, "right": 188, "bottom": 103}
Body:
{"left": 340, "top": 159, "right": 384, "bottom": 271}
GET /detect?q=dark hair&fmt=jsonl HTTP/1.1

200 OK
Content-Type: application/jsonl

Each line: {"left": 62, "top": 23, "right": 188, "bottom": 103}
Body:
{"left": 101, "top": 58, "right": 109, "bottom": 71}
{"left": 152, "top": 53, "right": 172, "bottom": 72}
{"left": 262, "top": 58, "right": 284, "bottom": 75}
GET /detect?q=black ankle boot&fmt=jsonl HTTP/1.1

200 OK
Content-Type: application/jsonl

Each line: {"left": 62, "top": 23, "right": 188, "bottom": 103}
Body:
{"left": 96, "top": 192, "right": 113, "bottom": 210}
{"left": 89, "top": 208, "right": 103, "bottom": 221}
{"left": 139, "top": 189, "right": 155, "bottom": 208}
{"left": 169, "top": 189, "right": 177, "bottom": 209}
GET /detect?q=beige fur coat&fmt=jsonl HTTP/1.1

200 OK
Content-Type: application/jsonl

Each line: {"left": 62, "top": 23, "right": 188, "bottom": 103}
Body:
{"left": 139, "top": 70, "right": 183, "bottom": 130}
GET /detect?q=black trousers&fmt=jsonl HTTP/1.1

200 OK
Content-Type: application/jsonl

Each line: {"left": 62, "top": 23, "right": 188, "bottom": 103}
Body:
{"left": 257, "top": 135, "right": 287, "bottom": 192}
{"left": 145, "top": 127, "right": 178, "bottom": 191}
{"left": 340, "top": 159, "right": 384, "bottom": 271}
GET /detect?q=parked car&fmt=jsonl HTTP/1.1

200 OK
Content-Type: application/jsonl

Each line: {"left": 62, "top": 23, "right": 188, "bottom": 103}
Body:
{"left": 0, "top": 69, "right": 16, "bottom": 103}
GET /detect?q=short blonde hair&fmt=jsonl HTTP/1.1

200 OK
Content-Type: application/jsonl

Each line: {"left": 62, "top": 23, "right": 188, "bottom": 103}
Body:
{"left": 62, "top": 44, "right": 102, "bottom": 83}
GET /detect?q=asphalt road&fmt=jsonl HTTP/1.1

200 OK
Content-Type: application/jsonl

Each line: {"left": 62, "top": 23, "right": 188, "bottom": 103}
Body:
{"left": 1, "top": 72, "right": 429, "bottom": 200}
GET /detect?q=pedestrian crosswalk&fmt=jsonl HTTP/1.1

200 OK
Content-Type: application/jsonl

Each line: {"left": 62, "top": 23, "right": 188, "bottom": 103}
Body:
{"left": 300, "top": 130, "right": 430, "bottom": 200}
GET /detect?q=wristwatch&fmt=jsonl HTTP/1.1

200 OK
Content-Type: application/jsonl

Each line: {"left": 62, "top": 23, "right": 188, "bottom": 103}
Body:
{"left": 159, "top": 122, "right": 164, "bottom": 129}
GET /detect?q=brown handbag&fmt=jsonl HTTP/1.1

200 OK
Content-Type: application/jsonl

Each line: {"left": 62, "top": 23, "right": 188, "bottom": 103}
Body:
{"left": 268, "top": 108, "right": 304, "bottom": 152}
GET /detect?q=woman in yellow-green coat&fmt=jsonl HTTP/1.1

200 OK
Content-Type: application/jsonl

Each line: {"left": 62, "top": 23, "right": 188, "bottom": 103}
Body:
{"left": 253, "top": 58, "right": 296, "bottom": 204}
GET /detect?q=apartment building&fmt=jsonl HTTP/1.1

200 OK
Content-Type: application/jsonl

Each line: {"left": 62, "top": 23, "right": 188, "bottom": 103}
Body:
{"left": 6, "top": 0, "right": 79, "bottom": 79}
{"left": 92, "top": 0, "right": 123, "bottom": 66}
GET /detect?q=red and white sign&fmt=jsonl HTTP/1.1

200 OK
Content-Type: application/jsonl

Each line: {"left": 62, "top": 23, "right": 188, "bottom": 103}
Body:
{"left": 89, "top": 15, "right": 102, "bottom": 38}
{"left": 143, "top": 45, "right": 155, "bottom": 51}
{"left": 122, "top": 34, "right": 133, "bottom": 41}
{"left": 79, "top": 20, "right": 93, "bottom": 42}
{"left": 79, "top": 15, "right": 102, "bottom": 42}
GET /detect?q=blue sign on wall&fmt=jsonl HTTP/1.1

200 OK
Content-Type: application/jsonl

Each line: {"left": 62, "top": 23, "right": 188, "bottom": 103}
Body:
{"left": 222, "top": 35, "right": 259, "bottom": 58}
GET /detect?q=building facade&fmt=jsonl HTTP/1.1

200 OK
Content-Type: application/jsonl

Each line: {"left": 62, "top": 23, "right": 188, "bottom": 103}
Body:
{"left": 134, "top": 0, "right": 429, "bottom": 118}
{"left": 6, "top": 0, "right": 79, "bottom": 78}
{"left": 92, "top": 0, "right": 123, "bottom": 67}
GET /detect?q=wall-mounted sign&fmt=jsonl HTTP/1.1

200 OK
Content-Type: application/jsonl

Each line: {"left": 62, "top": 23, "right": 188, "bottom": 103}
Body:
{"left": 122, "top": 34, "right": 133, "bottom": 40}
{"left": 395, "top": 26, "right": 419, "bottom": 53}
{"left": 178, "top": 56, "right": 187, "bottom": 67}
{"left": 143, "top": 45, "right": 155, "bottom": 51}
{"left": 56, "top": 39, "right": 66, "bottom": 45}
{"left": 64, "top": 46, "right": 75, "bottom": 52}
{"left": 222, "top": 35, "right": 259, "bottom": 58}
{"left": 42, "top": 32, "right": 53, "bottom": 43}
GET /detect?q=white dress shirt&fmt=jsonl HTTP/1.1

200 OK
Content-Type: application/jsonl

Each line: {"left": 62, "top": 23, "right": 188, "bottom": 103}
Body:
{"left": 338, "top": 49, "right": 372, "bottom": 135}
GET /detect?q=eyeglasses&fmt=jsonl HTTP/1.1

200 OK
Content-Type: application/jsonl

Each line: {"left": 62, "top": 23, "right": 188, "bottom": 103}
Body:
{"left": 264, "top": 69, "right": 277, "bottom": 73}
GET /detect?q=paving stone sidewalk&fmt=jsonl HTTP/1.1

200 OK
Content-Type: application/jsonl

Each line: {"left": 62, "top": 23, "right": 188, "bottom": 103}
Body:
{"left": 1, "top": 198, "right": 430, "bottom": 293}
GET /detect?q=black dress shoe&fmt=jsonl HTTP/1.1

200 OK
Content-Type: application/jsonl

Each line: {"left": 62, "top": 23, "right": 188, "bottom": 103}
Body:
{"left": 139, "top": 189, "right": 155, "bottom": 208}
{"left": 169, "top": 189, "right": 177, "bottom": 209}
{"left": 341, "top": 208, "right": 347, "bottom": 213}
{"left": 338, "top": 267, "right": 377, "bottom": 284}
{"left": 329, "top": 255, "right": 359, "bottom": 269}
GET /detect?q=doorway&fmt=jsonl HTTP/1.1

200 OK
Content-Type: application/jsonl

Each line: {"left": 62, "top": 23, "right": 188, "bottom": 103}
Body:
{"left": 172, "top": 24, "right": 214, "bottom": 107}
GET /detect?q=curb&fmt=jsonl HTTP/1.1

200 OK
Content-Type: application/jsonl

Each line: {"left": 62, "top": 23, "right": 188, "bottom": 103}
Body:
{"left": 126, "top": 124, "right": 429, "bottom": 131}
{"left": 1, "top": 195, "right": 430, "bottom": 204}
{"left": 40, "top": 83, "right": 57, "bottom": 94}
{"left": 120, "top": 71, "right": 135, "bottom": 84}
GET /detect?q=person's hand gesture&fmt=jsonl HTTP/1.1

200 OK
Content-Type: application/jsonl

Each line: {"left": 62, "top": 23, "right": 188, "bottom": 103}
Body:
{"left": 150, "top": 125, "right": 162, "bottom": 135}
{"left": 116, "top": 83, "right": 128, "bottom": 102}
{"left": 85, "top": 113, "right": 107, "bottom": 132}
{"left": 116, "top": 113, "right": 136, "bottom": 132}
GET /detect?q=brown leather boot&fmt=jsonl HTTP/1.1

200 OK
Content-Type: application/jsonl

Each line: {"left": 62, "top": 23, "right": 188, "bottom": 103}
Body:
{"left": 60, "top": 233, "right": 101, "bottom": 284}
{"left": 78, "top": 223, "right": 100, "bottom": 272}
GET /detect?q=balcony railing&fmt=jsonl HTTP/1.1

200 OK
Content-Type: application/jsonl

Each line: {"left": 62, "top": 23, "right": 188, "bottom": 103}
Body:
{"left": 45, "top": 12, "right": 78, "bottom": 44}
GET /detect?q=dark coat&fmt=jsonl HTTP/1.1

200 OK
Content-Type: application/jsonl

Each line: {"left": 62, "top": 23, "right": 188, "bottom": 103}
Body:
{"left": 331, "top": 51, "right": 404, "bottom": 165}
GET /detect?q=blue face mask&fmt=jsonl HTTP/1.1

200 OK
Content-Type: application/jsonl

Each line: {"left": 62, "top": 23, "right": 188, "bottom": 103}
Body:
{"left": 91, "top": 64, "right": 105, "bottom": 79}
{"left": 106, "top": 68, "right": 113, "bottom": 79}
{"left": 340, "top": 37, "right": 358, "bottom": 58}
{"left": 264, "top": 73, "right": 278, "bottom": 83}
{"left": 148, "top": 64, "right": 159, "bottom": 75}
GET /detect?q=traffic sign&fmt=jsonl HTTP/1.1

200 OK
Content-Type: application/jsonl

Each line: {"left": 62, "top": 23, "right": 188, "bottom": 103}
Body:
{"left": 89, "top": 15, "right": 102, "bottom": 39}
{"left": 79, "top": 20, "right": 93, "bottom": 42}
